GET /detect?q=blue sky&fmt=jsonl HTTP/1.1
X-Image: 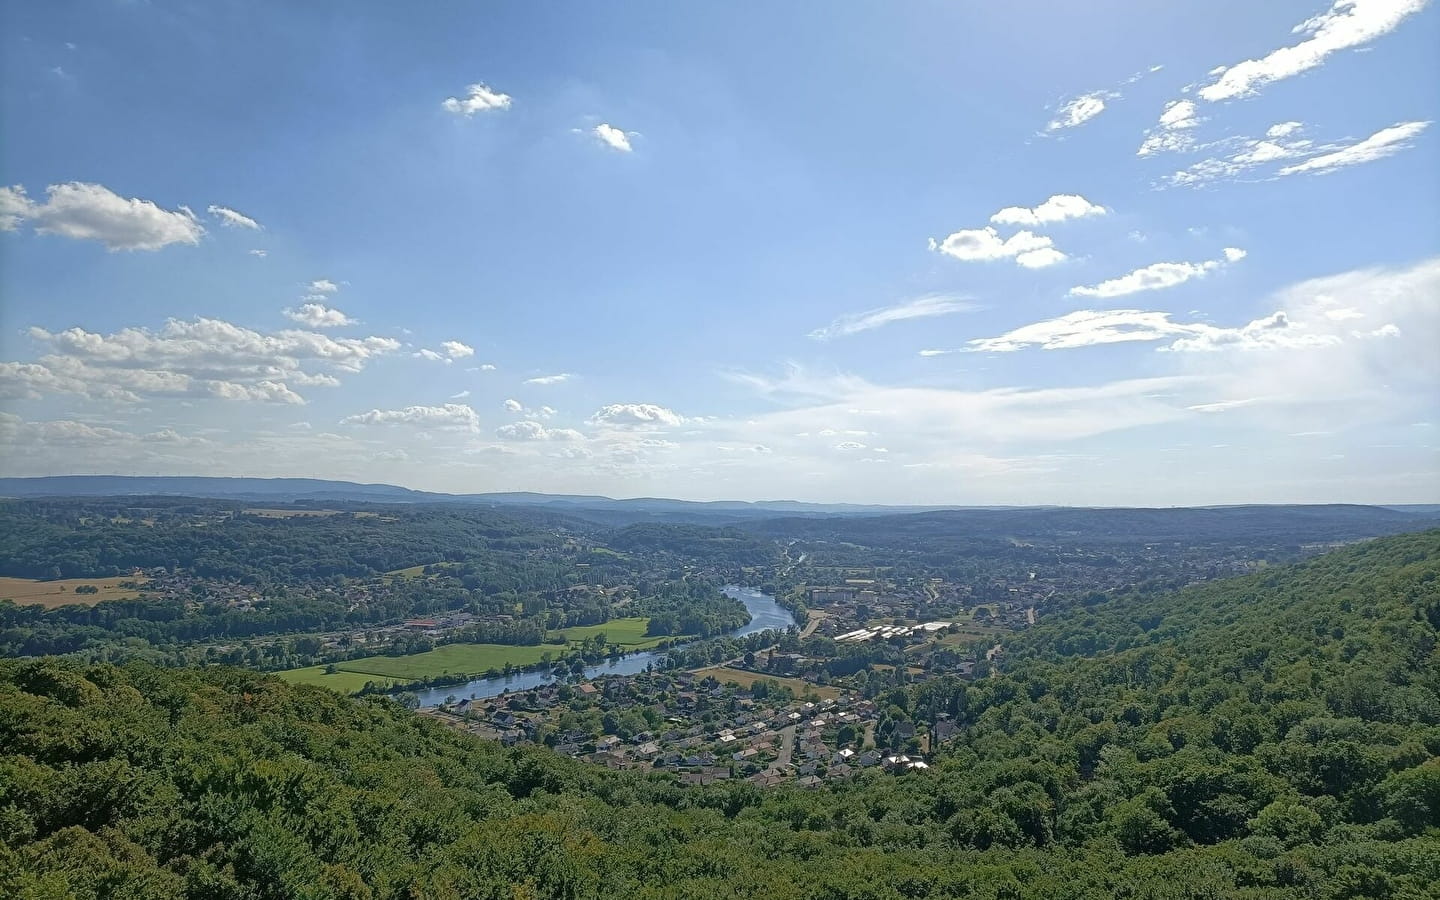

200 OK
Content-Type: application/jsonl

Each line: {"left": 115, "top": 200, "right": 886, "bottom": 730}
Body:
{"left": 1, "top": 0, "right": 1437, "bottom": 504}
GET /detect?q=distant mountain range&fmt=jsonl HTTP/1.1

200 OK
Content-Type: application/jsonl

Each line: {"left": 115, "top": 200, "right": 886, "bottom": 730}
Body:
{"left": 0, "top": 475, "right": 1001, "bottom": 516}
{"left": 0, "top": 476, "right": 1435, "bottom": 529}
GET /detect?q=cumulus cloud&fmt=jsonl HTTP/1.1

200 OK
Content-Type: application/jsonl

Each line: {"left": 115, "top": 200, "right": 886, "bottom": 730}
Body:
{"left": 930, "top": 227, "right": 1064, "bottom": 267}
{"left": 524, "top": 373, "right": 573, "bottom": 385}
{"left": 496, "top": 420, "right": 583, "bottom": 441}
{"left": 0, "top": 414, "right": 213, "bottom": 449}
{"left": 341, "top": 403, "right": 481, "bottom": 431}
{"left": 588, "top": 403, "right": 688, "bottom": 428}
{"left": 1197, "top": 0, "right": 1427, "bottom": 102}
{"left": 1069, "top": 248, "right": 1245, "bottom": 298}
{"left": 441, "top": 340, "right": 474, "bottom": 359}
{"left": 808, "top": 294, "right": 976, "bottom": 341}
{"left": 284, "top": 302, "right": 355, "bottom": 328}
{"left": 991, "top": 194, "right": 1107, "bottom": 227}
{"left": 3, "top": 317, "right": 400, "bottom": 404}
{"left": 207, "top": 205, "right": 261, "bottom": 229}
{"left": 503, "top": 399, "right": 523, "bottom": 413}
{"left": 593, "top": 123, "right": 633, "bottom": 152}
{"left": 0, "top": 182, "right": 204, "bottom": 250}
{"left": 308, "top": 279, "right": 339, "bottom": 294}
{"left": 1277, "top": 120, "right": 1430, "bottom": 175}
{"left": 442, "top": 82, "right": 512, "bottom": 116}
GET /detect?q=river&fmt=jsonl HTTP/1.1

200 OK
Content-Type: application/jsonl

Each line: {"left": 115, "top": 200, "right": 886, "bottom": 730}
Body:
{"left": 412, "top": 584, "right": 796, "bottom": 707}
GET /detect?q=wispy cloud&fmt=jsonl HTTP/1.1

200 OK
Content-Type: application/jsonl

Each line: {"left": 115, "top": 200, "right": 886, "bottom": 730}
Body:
{"left": 1069, "top": 248, "right": 1246, "bottom": 298}
{"left": 207, "top": 205, "right": 261, "bottom": 229}
{"left": 1197, "top": 0, "right": 1428, "bottom": 102}
{"left": 1277, "top": 120, "right": 1430, "bottom": 175}
{"left": 524, "top": 373, "right": 573, "bottom": 385}
{"left": 808, "top": 294, "right": 977, "bottom": 341}
{"left": 1044, "top": 65, "right": 1164, "bottom": 133}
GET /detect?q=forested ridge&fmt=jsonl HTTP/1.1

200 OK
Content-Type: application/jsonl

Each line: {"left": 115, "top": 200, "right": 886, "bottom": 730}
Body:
{"left": 2, "top": 532, "right": 1437, "bottom": 899}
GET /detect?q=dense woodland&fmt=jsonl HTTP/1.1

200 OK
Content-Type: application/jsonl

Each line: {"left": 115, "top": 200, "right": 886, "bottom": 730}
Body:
{"left": 2, "top": 530, "right": 1436, "bottom": 898}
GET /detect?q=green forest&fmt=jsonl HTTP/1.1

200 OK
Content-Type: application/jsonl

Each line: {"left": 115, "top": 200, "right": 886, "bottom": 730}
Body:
{"left": 2, "top": 531, "right": 1438, "bottom": 899}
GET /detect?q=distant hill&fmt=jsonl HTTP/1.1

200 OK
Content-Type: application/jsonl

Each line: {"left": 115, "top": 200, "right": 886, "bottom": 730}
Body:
{"left": 0, "top": 475, "right": 1000, "bottom": 518}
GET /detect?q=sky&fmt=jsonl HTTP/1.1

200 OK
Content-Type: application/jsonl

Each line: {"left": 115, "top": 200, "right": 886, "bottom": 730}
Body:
{"left": 1, "top": 0, "right": 1437, "bottom": 505}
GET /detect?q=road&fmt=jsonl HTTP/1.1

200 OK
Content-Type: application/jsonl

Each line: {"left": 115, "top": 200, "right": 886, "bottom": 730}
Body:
{"left": 771, "top": 724, "right": 796, "bottom": 770}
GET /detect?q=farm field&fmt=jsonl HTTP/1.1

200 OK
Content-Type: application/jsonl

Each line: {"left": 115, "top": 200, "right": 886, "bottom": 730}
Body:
{"left": 0, "top": 575, "right": 149, "bottom": 609}
{"left": 278, "top": 666, "right": 400, "bottom": 692}
{"left": 554, "top": 617, "right": 660, "bottom": 648}
{"left": 278, "top": 617, "right": 658, "bottom": 692}
{"left": 693, "top": 666, "right": 841, "bottom": 700}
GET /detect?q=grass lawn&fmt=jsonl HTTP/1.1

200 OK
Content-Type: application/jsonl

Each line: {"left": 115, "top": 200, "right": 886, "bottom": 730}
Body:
{"left": 279, "top": 615, "right": 663, "bottom": 693}
{"left": 0, "top": 575, "right": 149, "bottom": 609}
{"left": 694, "top": 666, "right": 841, "bottom": 700}
{"left": 332, "top": 643, "right": 558, "bottom": 680}
{"left": 278, "top": 666, "right": 400, "bottom": 693}
{"left": 555, "top": 617, "right": 663, "bottom": 648}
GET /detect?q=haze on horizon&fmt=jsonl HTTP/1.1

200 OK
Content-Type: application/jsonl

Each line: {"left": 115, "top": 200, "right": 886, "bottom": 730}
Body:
{"left": 1, "top": 1, "right": 1437, "bottom": 506}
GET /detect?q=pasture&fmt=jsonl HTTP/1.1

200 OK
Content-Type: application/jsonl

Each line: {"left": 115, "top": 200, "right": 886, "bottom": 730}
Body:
{"left": 0, "top": 575, "right": 149, "bottom": 609}
{"left": 277, "top": 616, "right": 658, "bottom": 692}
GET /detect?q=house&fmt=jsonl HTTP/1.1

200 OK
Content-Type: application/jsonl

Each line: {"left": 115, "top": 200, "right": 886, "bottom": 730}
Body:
{"left": 596, "top": 735, "right": 621, "bottom": 752}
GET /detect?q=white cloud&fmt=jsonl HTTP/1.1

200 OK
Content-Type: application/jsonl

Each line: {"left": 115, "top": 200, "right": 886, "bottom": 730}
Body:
{"left": 284, "top": 302, "right": 355, "bottom": 328}
{"left": 450, "top": 390, "right": 471, "bottom": 399}
{"left": 930, "top": 227, "right": 1063, "bottom": 266}
{"left": 207, "top": 205, "right": 261, "bottom": 229}
{"left": 249, "top": 249, "right": 268, "bottom": 258}
{"left": 0, "top": 182, "right": 204, "bottom": 250}
{"left": 442, "top": 82, "right": 512, "bottom": 116}
{"left": 808, "top": 294, "right": 976, "bottom": 341}
{"left": 963, "top": 307, "right": 1337, "bottom": 354}
{"left": 0, "top": 186, "right": 31, "bottom": 231}
{"left": 5, "top": 317, "right": 400, "bottom": 404}
{"left": 341, "top": 403, "right": 481, "bottom": 432}
{"left": 588, "top": 403, "right": 688, "bottom": 428}
{"left": 441, "top": 340, "right": 474, "bottom": 359}
{"left": 593, "top": 123, "right": 633, "bottom": 152}
{"left": 1167, "top": 120, "right": 1428, "bottom": 186}
{"left": 524, "top": 373, "right": 573, "bottom": 385}
{"left": 1015, "top": 247, "right": 1068, "bottom": 269}
{"left": 1069, "top": 248, "right": 1245, "bottom": 298}
{"left": 991, "top": 194, "right": 1107, "bottom": 227}
{"left": 1277, "top": 120, "right": 1430, "bottom": 175}
{"left": 503, "top": 399, "right": 523, "bottom": 412}
{"left": 1138, "top": 100, "right": 1203, "bottom": 156}
{"left": 470, "top": 364, "right": 498, "bottom": 372}
{"left": 1197, "top": 0, "right": 1427, "bottom": 102}
{"left": 1044, "top": 66, "right": 1164, "bottom": 133}
{"left": 0, "top": 414, "right": 214, "bottom": 449}
{"left": 496, "top": 420, "right": 583, "bottom": 441}
{"left": 308, "top": 279, "right": 339, "bottom": 294}
{"left": 1046, "top": 93, "right": 1110, "bottom": 131}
